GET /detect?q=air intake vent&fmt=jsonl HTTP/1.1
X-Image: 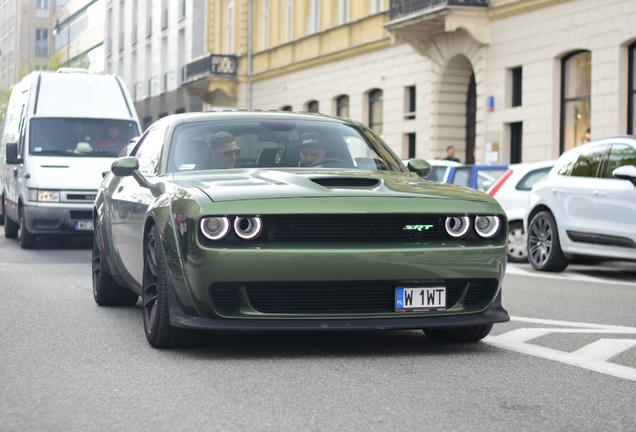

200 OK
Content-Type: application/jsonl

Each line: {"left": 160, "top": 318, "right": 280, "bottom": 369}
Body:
{"left": 311, "top": 178, "right": 380, "bottom": 188}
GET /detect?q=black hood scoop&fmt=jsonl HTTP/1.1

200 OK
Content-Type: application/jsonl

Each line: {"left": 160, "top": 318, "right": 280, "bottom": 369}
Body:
{"left": 310, "top": 177, "right": 381, "bottom": 188}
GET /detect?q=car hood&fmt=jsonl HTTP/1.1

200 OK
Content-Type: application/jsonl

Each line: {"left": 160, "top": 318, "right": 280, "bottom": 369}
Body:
{"left": 27, "top": 156, "right": 114, "bottom": 190}
{"left": 174, "top": 169, "right": 489, "bottom": 203}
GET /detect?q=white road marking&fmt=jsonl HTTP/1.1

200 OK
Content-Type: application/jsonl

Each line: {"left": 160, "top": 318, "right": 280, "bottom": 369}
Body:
{"left": 505, "top": 264, "right": 636, "bottom": 287}
{"left": 484, "top": 316, "right": 636, "bottom": 381}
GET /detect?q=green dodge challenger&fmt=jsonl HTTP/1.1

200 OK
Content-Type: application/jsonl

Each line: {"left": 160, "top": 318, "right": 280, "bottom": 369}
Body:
{"left": 92, "top": 111, "right": 509, "bottom": 348}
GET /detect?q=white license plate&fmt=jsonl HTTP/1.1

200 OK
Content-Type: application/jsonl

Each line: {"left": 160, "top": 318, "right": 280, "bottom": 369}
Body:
{"left": 395, "top": 287, "right": 446, "bottom": 311}
{"left": 75, "top": 221, "right": 93, "bottom": 231}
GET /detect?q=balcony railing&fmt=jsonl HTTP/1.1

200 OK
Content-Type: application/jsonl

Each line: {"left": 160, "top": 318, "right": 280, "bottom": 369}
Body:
{"left": 389, "top": 0, "right": 488, "bottom": 20}
{"left": 182, "top": 54, "right": 238, "bottom": 84}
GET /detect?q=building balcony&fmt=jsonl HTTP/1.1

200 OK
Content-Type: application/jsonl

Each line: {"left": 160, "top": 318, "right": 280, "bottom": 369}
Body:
{"left": 181, "top": 54, "right": 240, "bottom": 106}
{"left": 385, "top": 0, "right": 490, "bottom": 54}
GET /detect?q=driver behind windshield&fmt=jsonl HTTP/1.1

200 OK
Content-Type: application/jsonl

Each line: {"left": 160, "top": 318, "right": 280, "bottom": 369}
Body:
{"left": 298, "top": 132, "right": 326, "bottom": 167}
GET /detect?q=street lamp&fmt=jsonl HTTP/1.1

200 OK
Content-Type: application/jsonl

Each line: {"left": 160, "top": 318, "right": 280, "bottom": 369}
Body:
{"left": 53, "top": 14, "right": 70, "bottom": 68}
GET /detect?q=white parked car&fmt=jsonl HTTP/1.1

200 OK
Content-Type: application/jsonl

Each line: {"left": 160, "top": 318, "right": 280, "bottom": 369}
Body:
{"left": 487, "top": 160, "right": 555, "bottom": 262}
{"left": 524, "top": 136, "right": 636, "bottom": 272}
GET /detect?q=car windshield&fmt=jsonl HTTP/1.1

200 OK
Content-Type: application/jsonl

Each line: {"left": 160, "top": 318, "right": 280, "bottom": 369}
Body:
{"left": 167, "top": 120, "right": 407, "bottom": 173}
{"left": 30, "top": 118, "right": 140, "bottom": 158}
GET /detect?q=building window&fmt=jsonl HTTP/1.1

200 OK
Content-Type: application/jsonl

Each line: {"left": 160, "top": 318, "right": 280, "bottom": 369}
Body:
{"left": 280, "top": 105, "right": 292, "bottom": 112}
{"left": 307, "top": 100, "right": 319, "bottom": 113}
{"left": 161, "top": 0, "right": 168, "bottom": 29}
{"left": 35, "top": 29, "right": 49, "bottom": 57}
{"left": 336, "top": 95, "right": 349, "bottom": 117}
{"left": 338, "top": 0, "right": 349, "bottom": 25}
{"left": 370, "top": 0, "right": 382, "bottom": 14}
{"left": 286, "top": 0, "right": 293, "bottom": 42}
{"left": 227, "top": 0, "right": 234, "bottom": 53}
{"left": 511, "top": 67, "right": 522, "bottom": 107}
{"left": 119, "top": 1, "right": 125, "bottom": 51}
{"left": 146, "top": 0, "right": 152, "bottom": 37}
{"left": 307, "top": 0, "right": 320, "bottom": 35}
{"left": 36, "top": 0, "right": 50, "bottom": 19}
{"left": 405, "top": 85, "right": 415, "bottom": 119}
{"left": 369, "top": 89, "right": 383, "bottom": 137}
{"left": 510, "top": 122, "right": 522, "bottom": 164}
{"left": 262, "top": 0, "right": 270, "bottom": 50}
{"left": 175, "top": 108, "right": 186, "bottom": 114}
{"left": 629, "top": 43, "right": 636, "bottom": 135}
{"left": 560, "top": 51, "right": 591, "bottom": 153}
{"left": 180, "top": 0, "right": 186, "bottom": 19}
{"left": 407, "top": 133, "right": 416, "bottom": 158}
{"left": 143, "top": 116, "right": 153, "bottom": 131}
{"left": 132, "top": 0, "right": 138, "bottom": 44}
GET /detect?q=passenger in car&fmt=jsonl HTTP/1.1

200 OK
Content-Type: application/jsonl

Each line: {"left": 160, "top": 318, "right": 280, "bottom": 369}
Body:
{"left": 298, "top": 132, "right": 326, "bottom": 167}
{"left": 209, "top": 131, "right": 241, "bottom": 169}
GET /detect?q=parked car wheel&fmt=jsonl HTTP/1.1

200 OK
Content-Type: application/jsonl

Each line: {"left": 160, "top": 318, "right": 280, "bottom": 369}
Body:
{"left": 0, "top": 196, "right": 4, "bottom": 226}
{"left": 507, "top": 221, "right": 528, "bottom": 263}
{"left": 143, "top": 225, "right": 203, "bottom": 348}
{"left": 19, "top": 210, "right": 36, "bottom": 249}
{"left": 527, "top": 211, "right": 569, "bottom": 272}
{"left": 4, "top": 212, "right": 18, "bottom": 238}
{"left": 92, "top": 226, "right": 139, "bottom": 306}
{"left": 423, "top": 324, "right": 493, "bottom": 342}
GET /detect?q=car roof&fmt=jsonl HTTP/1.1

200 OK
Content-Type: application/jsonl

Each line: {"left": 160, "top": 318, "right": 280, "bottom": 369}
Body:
{"left": 157, "top": 110, "right": 362, "bottom": 127}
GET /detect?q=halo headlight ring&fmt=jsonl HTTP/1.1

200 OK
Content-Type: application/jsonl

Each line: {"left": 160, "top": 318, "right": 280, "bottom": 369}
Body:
{"left": 475, "top": 215, "right": 501, "bottom": 238}
{"left": 445, "top": 216, "right": 471, "bottom": 238}
{"left": 234, "top": 216, "right": 263, "bottom": 240}
{"left": 200, "top": 216, "right": 230, "bottom": 241}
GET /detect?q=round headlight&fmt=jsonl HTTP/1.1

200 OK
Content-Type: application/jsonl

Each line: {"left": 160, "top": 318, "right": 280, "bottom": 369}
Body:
{"left": 200, "top": 217, "right": 230, "bottom": 241}
{"left": 234, "top": 216, "right": 263, "bottom": 240}
{"left": 475, "top": 215, "right": 501, "bottom": 238}
{"left": 445, "top": 216, "right": 470, "bottom": 238}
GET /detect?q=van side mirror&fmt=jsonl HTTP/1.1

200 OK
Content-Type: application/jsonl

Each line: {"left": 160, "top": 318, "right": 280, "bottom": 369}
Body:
{"left": 612, "top": 165, "right": 636, "bottom": 186}
{"left": 5, "top": 142, "right": 21, "bottom": 164}
{"left": 406, "top": 158, "right": 432, "bottom": 178}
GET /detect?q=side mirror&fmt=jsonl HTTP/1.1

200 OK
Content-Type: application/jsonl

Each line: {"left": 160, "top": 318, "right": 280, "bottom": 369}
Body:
{"left": 111, "top": 156, "right": 139, "bottom": 177}
{"left": 612, "top": 165, "right": 636, "bottom": 186}
{"left": 5, "top": 142, "right": 21, "bottom": 164}
{"left": 406, "top": 158, "right": 432, "bottom": 178}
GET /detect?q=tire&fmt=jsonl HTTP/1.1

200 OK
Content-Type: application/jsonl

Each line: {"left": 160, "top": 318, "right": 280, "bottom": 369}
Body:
{"left": 527, "top": 211, "right": 569, "bottom": 272}
{"left": 507, "top": 221, "right": 528, "bottom": 263}
{"left": 4, "top": 211, "right": 18, "bottom": 239}
{"left": 92, "top": 226, "right": 139, "bottom": 306}
{"left": 143, "top": 225, "right": 203, "bottom": 348}
{"left": 18, "top": 210, "right": 37, "bottom": 249}
{"left": 0, "top": 195, "right": 4, "bottom": 226}
{"left": 423, "top": 324, "right": 493, "bottom": 342}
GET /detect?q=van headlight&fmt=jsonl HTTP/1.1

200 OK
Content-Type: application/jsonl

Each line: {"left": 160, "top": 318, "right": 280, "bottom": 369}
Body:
{"left": 445, "top": 216, "right": 470, "bottom": 238}
{"left": 234, "top": 216, "right": 263, "bottom": 240}
{"left": 200, "top": 217, "right": 230, "bottom": 241}
{"left": 28, "top": 189, "right": 60, "bottom": 202}
{"left": 475, "top": 216, "right": 501, "bottom": 238}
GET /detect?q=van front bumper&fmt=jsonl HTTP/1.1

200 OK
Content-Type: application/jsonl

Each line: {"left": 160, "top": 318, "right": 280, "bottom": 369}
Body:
{"left": 23, "top": 204, "right": 94, "bottom": 235}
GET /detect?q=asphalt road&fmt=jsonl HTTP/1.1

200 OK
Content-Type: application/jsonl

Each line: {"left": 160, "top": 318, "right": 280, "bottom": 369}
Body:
{"left": 1, "top": 234, "right": 636, "bottom": 431}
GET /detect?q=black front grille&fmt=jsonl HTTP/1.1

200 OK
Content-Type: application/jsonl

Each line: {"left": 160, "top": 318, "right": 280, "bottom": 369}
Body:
{"left": 311, "top": 178, "right": 381, "bottom": 187}
{"left": 465, "top": 282, "right": 496, "bottom": 305}
{"left": 70, "top": 211, "right": 92, "bottom": 220}
{"left": 212, "top": 287, "right": 239, "bottom": 310}
{"left": 260, "top": 215, "right": 448, "bottom": 242}
{"left": 67, "top": 194, "right": 96, "bottom": 201}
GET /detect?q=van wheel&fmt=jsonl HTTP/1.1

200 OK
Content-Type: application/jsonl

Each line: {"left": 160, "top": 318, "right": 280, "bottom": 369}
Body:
{"left": 527, "top": 211, "right": 568, "bottom": 272}
{"left": 4, "top": 211, "right": 18, "bottom": 239}
{"left": 19, "top": 210, "right": 36, "bottom": 249}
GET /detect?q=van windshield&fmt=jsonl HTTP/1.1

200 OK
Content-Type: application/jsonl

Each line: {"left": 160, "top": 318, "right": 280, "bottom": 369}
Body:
{"left": 30, "top": 118, "right": 140, "bottom": 158}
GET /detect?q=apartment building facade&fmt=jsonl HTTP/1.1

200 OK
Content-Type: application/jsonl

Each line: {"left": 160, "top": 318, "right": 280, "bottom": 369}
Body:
{"left": 183, "top": 0, "right": 636, "bottom": 165}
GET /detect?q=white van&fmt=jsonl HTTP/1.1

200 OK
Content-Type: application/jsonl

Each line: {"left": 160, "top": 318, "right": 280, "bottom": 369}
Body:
{"left": 0, "top": 69, "right": 141, "bottom": 248}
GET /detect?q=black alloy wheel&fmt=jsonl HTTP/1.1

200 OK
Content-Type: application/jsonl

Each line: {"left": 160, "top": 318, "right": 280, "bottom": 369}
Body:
{"left": 527, "top": 211, "right": 569, "bottom": 272}
{"left": 18, "top": 209, "right": 36, "bottom": 249}
{"left": 143, "top": 225, "right": 203, "bottom": 348}
{"left": 92, "top": 224, "right": 139, "bottom": 306}
{"left": 423, "top": 324, "right": 493, "bottom": 342}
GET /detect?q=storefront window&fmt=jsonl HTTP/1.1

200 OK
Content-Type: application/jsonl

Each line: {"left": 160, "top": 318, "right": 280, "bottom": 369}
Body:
{"left": 629, "top": 43, "right": 636, "bottom": 135}
{"left": 561, "top": 51, "right": 591, "bottom": 153}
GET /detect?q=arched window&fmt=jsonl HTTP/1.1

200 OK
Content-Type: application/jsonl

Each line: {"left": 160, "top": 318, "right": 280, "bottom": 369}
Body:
{"left": 560, "top": 51, "right": 591, "bottom": 153}
{"left": 369, "top": 89, "right": 383, "bottom": 136}
{"left": 280, "top": 105, "right": 292, "bottom": 112}
{"left": 336, "top": 95, "right": 349, "bottom": 117}
{"left": 307, "top": 100, "right": 319, "bottom": 113}
{"left": 629, "top": 42, "right": 636, "bottom": 135}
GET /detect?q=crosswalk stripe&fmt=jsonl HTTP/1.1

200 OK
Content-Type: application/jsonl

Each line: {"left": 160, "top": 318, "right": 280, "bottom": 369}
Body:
{"left": 570, "top": 339, "right": 636, "bottom": 362}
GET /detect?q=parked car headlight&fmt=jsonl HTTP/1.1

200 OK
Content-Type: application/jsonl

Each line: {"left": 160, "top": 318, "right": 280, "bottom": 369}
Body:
{"left": 200, "top": 216, "right": 230, "bottom": 241}
{"left": 234, "top": 216, "right": 263, "bottom": 240}
{"left": 28, "top": 189, "right": 60, "bottom": 202}
{"left": 475, "top": 215, "right": 501, "bottom": 238}
{"left": 445, "top": 216, "right": 470, "bottom": 238}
